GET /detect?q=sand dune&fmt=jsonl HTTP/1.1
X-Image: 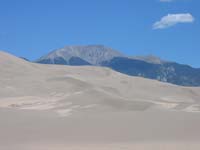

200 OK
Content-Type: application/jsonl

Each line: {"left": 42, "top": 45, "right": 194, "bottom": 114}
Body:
{"left": 0, "top": 51, "right": 200, "bottom": 149}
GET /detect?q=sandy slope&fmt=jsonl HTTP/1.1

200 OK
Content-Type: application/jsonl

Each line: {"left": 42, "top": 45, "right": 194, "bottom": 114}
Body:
{"left": 0, "top": 51, "right": 200, "bottom": 150}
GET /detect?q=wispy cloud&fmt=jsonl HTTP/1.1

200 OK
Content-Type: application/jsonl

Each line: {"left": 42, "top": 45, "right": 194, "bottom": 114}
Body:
{"left": 153, "top": 13, "right": 194, "bottom": 29}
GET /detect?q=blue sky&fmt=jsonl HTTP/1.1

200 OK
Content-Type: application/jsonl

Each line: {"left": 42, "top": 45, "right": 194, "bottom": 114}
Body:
{"left": 0, "top": 0, "right": 199, "bottom": 67}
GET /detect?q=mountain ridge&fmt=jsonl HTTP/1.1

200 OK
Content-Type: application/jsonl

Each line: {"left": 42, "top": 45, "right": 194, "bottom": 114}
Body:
{"left": 34, "top": 45, "right": 200, "bottom": 87}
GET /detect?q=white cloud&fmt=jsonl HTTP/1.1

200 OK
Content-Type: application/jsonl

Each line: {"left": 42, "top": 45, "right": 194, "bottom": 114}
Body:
{"left": 153, "top": 13, "right": 194, "bottom": 29}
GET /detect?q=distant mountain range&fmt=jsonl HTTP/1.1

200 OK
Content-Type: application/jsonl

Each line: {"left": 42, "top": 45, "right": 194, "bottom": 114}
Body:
{"left": 35, "top": 45, "right": 200, "bottom": 86}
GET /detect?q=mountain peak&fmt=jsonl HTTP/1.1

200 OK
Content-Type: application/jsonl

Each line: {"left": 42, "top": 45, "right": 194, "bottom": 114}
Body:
{"left": 37, "top": 45, "right": 124, "bottom": 65}
{"left": 63, "top": 44, "right": 106, "bottom": 48}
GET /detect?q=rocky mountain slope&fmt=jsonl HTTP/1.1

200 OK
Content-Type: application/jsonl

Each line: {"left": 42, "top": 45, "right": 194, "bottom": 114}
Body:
{"left": 102, "top": 57, "right": 200, "bottom": 86}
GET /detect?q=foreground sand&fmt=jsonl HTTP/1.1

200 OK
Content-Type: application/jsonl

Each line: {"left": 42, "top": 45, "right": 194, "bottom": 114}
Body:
{"left": 0, "top": 108, "right": 200, "bottom": 150}
{"left": 0, "top": 51, "right": 200, "bottom": 149}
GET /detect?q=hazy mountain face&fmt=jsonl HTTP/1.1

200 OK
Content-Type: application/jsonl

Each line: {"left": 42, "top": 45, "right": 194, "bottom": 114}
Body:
{"left": 36, "top": 45, "right": 200, "bottom": 87}
{"left": 101, "top": 57, "right": 200, "bottom": 86}
{"left": 36, "top": 45, "right": 124, "bottom": 65}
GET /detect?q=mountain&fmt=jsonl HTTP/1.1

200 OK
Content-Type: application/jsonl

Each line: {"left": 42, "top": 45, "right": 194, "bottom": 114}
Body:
{"left": 1, "top": 51, "right": 200, "bottom": 149}
{"left": 36, "top": 45, "right": 124, "bottom": 65}
{"left": 19, "top": 57, "right": 29, "bottom": 61}
{"left": 102, "top": 57, "right": 200, "bottom": 87}
{"left": 35, "top": 45, "right": 200, "bottom": 87}
{"left": 131, "top": 55, "right": 168, "bottom": 64}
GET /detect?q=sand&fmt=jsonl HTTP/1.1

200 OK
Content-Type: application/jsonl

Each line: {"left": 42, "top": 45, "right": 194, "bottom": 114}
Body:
{"left": 0, "top": 51, "right": 200, "bottom": 149}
